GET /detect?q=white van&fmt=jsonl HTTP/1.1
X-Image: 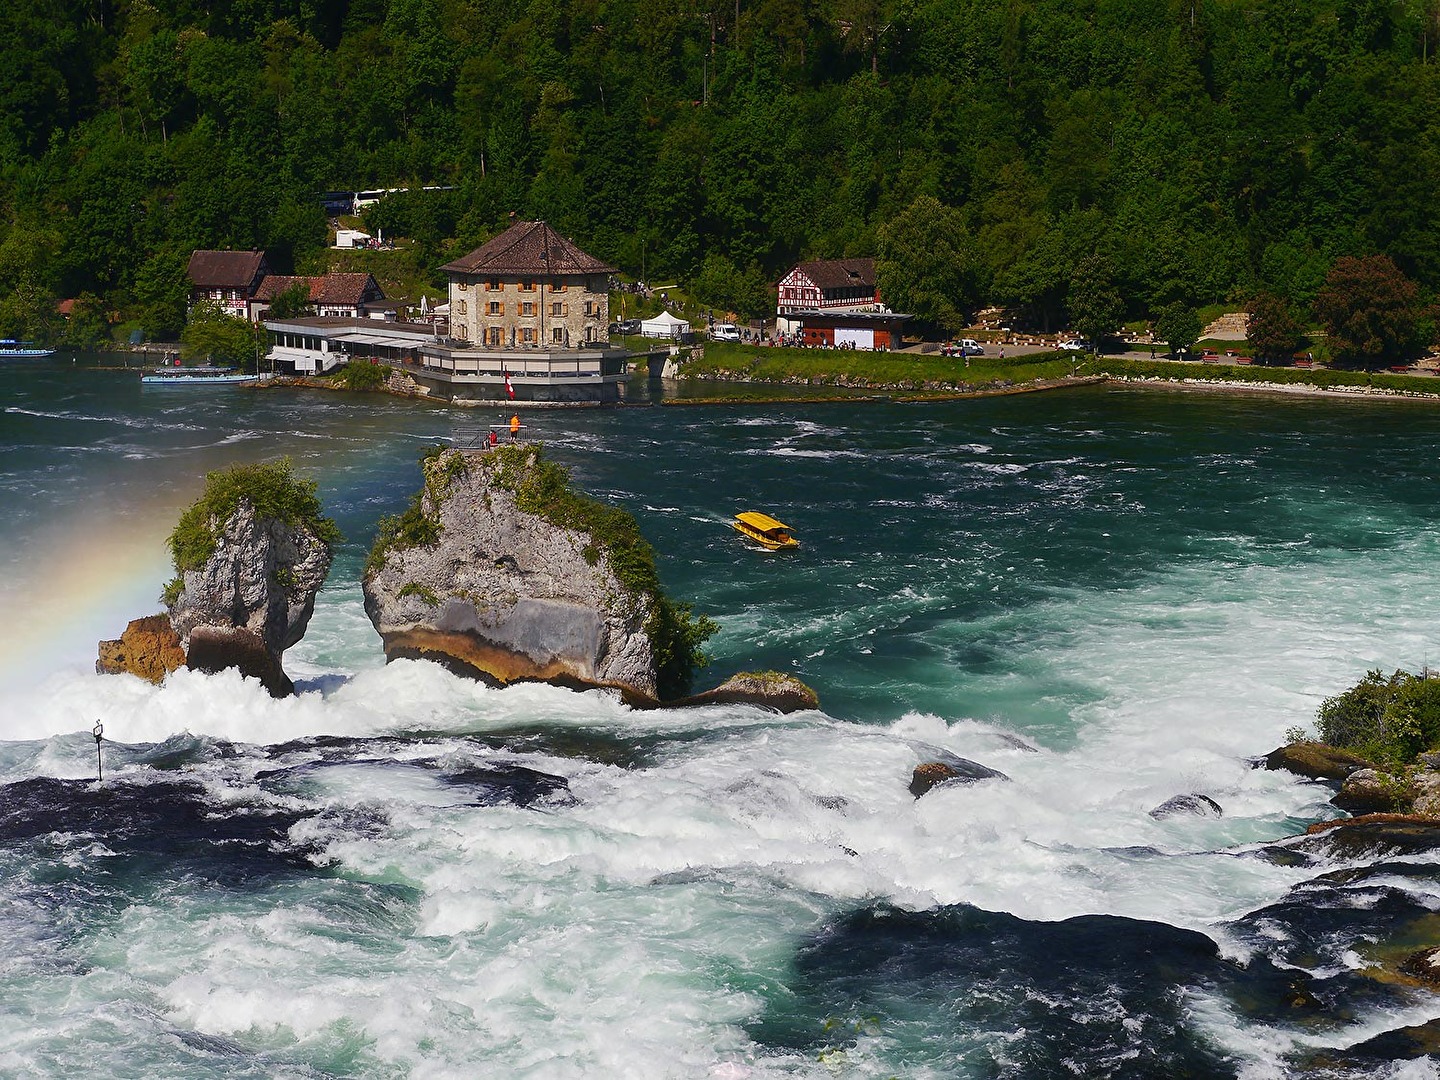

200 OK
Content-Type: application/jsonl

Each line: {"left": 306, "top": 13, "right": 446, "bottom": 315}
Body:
{"left": 712, "top": 323, "right": 741, "bottom": 342}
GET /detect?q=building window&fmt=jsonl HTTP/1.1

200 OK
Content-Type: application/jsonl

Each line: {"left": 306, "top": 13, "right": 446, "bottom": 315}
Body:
{"left": 552, "top": 326, "right": 564, "bottom": 344}
{"left": 584, "top": 300, "right": 597, "bottom": 317}
{"left": 521, "top": 301, "right": 535, "bottom": 316}
{"left": 551, "top": 301, "right": 564, "bottom": 317}
{"left": 488, "top": 301, "right": 503, "bottom": 315}
{"left": 521, "top": 327, "right": 536, "bottom": 343}
{"left": 488, "top": 326, "right": 501, "bottom": 345}
{"left": 551, "top": 281, "right": 566, "bottom": 293}
{"left": 486, "top": 280, "right": 500, "bottom": 291}
{"left": 458, "top": 280, "right": 468, "bottom": 291}
{"left": 520, "top": 280, "right": 535, "bottom": 292}
{"left": 454, "top": 324, "right": 468, "bottom": 341}
{"left": 457, "top": 299, "right": 467, "bottom": 315}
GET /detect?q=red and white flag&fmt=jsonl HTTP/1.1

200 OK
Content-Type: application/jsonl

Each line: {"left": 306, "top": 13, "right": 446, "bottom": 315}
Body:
{"left": 503, "top": 366, "right": 515, "bottom": 399}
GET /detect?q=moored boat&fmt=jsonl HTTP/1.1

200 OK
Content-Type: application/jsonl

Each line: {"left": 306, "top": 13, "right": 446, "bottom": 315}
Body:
{"left": 0, "top": 339, "right": 55, "bottom": 357}
{"left": 732, "top": 511, "right": 799, "bottom": 549}
{"left": 141, "top": 365, "right": 267, "bottom": 385}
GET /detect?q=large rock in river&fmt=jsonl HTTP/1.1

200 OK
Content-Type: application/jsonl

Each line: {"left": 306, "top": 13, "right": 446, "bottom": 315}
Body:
{"left": 363, "top": 446, "right": 714, "bottom": 702}
{"left": 163, "top": 461, "right": 337, "bottom": 697}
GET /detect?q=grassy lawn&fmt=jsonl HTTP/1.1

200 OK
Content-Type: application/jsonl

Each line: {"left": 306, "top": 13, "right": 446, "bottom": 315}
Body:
{"left": 1095, "top": 355, "right": 1440, "bottom": 395}
{"left": 667, "top": 342, "right": 1440, "bottom": 398}
{"left": 686, "top": 341, "right": 1074, "bottom": 390}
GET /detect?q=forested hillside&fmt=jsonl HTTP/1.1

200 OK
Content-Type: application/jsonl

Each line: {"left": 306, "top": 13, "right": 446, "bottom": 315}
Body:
{"left": 3, "top": 0, "right": 1440, "bottom": 343}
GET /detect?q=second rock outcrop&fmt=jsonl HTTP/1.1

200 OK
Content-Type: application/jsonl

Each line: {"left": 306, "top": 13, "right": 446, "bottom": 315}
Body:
{"left": 363, "top": 445, "right": 715, "bottom": 703}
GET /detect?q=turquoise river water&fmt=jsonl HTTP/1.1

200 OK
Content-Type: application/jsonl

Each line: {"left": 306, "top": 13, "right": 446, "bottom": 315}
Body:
{"left": 2, "top": 359, "right": 1440, "bottom": 1077}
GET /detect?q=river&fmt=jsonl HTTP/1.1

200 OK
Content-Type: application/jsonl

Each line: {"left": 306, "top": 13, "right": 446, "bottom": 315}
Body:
{"left": 2, "top": 358, "right": 1438, "bottom": 1077}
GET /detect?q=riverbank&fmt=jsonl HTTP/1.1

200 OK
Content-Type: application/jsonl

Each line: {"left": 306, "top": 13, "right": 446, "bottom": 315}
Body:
{"left": 678, "top": 343, "right": 1440, "bottom": 405}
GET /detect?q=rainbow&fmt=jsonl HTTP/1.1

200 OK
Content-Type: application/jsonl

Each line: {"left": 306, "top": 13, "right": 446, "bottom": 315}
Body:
{"left": 0, "top": 502, "right": 176, "bottom": 692}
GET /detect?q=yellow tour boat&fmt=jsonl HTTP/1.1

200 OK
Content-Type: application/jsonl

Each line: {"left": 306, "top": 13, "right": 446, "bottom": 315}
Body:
{"left": 732, "top": 511, "right": 799, "bottom": 549}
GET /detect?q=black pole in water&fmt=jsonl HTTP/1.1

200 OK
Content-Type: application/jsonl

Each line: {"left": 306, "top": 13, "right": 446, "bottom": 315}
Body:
{"left": 92, "top": 720, "right": 103, "bottom": 782}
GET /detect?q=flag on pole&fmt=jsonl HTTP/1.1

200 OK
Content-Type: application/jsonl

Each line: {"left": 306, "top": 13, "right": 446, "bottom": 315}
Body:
{"left": 503, "top": 365, "right": 515, "bottom": 399}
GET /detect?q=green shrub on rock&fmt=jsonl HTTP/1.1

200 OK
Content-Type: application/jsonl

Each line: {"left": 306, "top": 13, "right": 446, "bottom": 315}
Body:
{"left": 1318, "top": 669, "right": 1440, "bottom": 766}
{"left": 164, "top": 458, "right": 340, "bottom": 597}
{"left": 335, "top": 361, "right": 392, "bottom": 390}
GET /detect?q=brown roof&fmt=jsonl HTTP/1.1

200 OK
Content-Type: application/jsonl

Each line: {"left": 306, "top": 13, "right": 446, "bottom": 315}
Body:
{"left": 254, "top": 273, "right": 383, "bottom": 306}
{"left": 187, "top": 250, "right": 268, "bottom": 289}
{"left": 440, "top": 220, "right": 616, "bottom": 276}
{"left": 795, "top": 258, "right": 876, "bottom": 291}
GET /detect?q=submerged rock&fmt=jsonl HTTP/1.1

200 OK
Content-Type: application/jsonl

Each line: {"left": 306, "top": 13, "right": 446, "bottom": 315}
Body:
{"left": 1401, "top": 946, "right": 1440, "bottom": 987}
{"left": 1296, "top": 815, "right": 1440, "bottom": 859}
{"left": 1264, "top": 741, "right": 1375, "bottom": 781}
{"left": 679, "top": 671, "right": 820, "bottom": 713}
{"left": 1149, "top": 793, "right": 1224, "bottom": 819}
{"left": 362, "top": 446, "right": 714, "bottom": 702}
{"left": 96, "top": 614, "right": 185, "bottom": 684}
{"left": 910, "top": 756, "right": 1009, "bottom": 798}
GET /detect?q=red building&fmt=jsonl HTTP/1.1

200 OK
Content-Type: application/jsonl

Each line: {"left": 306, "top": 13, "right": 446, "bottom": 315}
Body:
{"left": 775, "top": 257, "right": 907, "bottom": 350}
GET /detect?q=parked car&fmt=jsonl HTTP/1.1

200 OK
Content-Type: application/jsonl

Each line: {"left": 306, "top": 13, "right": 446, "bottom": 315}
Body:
{"left": 711, "top": 322, "right": 741, "bottom": 342}
{"left": 942, "top": 338, "right": 985, "bottom": 356}
{"left": 1057, "top": 339, "right": 1089, "bottom": 351}
{"left": 612, "top": 319, "right": 641, "bottom": 335}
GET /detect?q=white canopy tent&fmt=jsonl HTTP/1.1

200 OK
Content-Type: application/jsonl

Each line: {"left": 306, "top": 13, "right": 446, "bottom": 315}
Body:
{"left": 640, "top": 310, "right": 690, "bottom": 339}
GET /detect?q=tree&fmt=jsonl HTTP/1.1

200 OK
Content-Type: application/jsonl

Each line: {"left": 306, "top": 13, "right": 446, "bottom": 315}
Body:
{"left": 876, "top": 195, "right": 981, "bottom": 338}
{"left": 1313, "top": 255, "right": 1424, "bottom": 368}
{"left": 1154, "top": 302, "right": 1201, "bottom": 358}
{"left": 181, "top": 301, "right": 259, "bottom": 367}
{"left": 266, "top": 280, "right": 314, "bottom": 319}
{"left": 61, "top": 294, "right": 112, "bottom": 350}
{"left": 1247, "top": 292, "right": 1305, "bottom": 364}
{"left": 1068, "top": 256, "right": 1123, "bottom": 356}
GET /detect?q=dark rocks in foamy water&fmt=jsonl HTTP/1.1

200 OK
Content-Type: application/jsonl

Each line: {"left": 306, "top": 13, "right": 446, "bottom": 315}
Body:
{"left": 910, "top": 757, "right": 1009, "bottom": 798}
{"left": 96, "top": 614, "right": 185, "bottom": 684}
{"left": 1310, "top": 1017, "right": 1440, "bottom": 1068}
{"left": 1149, "top": 794, "right": 1223, "bottom": 819}
{"left": 679, "top": 671, "right": 820, "bottom": 713}
{"left": 1264, "top": 741, "right": 1375, "bottom": 781}
{"left": 363, "top": 446, "right": 714, "bottom": 703}
{"left": 1296, "top": 816, "right": 1440, "bottom": 858}
{"left": 1401, "top": 946, "right": 1440, "bottom": 986}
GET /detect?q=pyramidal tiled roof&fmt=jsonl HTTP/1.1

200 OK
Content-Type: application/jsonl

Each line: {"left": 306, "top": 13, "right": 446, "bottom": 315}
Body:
{"left": 440, "top": 221, "right": 616, "bottom": 276}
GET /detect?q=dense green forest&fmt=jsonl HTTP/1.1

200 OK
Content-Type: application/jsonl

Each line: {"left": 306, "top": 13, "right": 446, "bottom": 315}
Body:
{"left": 4, "top": 0, "right": 1440, "bottom": 344}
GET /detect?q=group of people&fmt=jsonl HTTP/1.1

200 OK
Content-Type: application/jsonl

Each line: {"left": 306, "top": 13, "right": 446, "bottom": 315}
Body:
{"left": 484, "top": 414, "right": 522, "bottom": 448}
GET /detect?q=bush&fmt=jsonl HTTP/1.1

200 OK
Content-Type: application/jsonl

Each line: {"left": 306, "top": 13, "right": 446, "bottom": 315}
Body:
{"left": 1318, "top": 669, "right": 1440, "bottom": 765}
{"left": 168, "top": 458, "right": 340, "bottom": 574}
{"left": 336, "top": 361, "right": 392, "bottom": 390}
